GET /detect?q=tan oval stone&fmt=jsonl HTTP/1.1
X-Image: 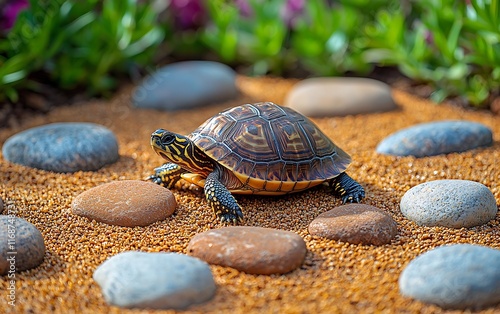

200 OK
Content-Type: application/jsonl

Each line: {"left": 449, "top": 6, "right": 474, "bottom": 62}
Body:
{"left": 187, "top": 226, "right": 306, "bottom": 275}
{"left": 285, "top": 77, "right": 397, "bottom": 117}
{"left": 72, "top": 180, "right": 176, "bottom": 227}
{"left": 308, "top": 204, "right": 397, "bottom": 245}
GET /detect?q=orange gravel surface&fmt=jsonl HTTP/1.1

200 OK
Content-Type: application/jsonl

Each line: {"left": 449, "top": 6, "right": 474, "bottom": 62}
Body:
{"left": 0, "top": 76, "right": 499, "bottom": 314}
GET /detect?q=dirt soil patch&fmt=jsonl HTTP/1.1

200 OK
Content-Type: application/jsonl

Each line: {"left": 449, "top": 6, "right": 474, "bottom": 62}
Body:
{"left": 1, "top": 76, "right": 499, "bottom": 313}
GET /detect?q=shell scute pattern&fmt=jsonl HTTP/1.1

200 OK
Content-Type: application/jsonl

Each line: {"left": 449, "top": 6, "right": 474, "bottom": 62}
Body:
{"left": 190, "top": 102, "right": 351, "bottom": 185}
{"left": 271, "top": 119, "right": 312, "bottom": 161}
{"left": 225, "top": 103, "right": 259, "bottom": 120}
{"left": 232, "top": 118, "right": 279, "bottom": 161}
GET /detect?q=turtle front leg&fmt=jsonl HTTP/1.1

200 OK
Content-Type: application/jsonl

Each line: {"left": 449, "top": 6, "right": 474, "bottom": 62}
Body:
{"left": 204, "top": 169, "right": 244, "bottom": 224}
{"left": 329, "top": 172, "right": 365, "bottom": 203}
{"left": 147, "top": 163, "right": 187, "bottom": 189}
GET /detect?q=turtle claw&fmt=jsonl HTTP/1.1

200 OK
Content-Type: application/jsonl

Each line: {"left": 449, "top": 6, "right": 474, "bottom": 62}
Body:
{"left": 341, "top": 187, "right": 365, "bottom": 204}
{"left": 147, "top": 163, "right": 186, "bottom": 189}
{"left": 205, "top": 169, "right": 245, "bottom": 225}
{"left": 219, "top": 211, "right": 244, "bottom": 225}
{"left": 331, "top": 173, "right": 365, "bottom": 204}
{"left": 341, "top": 195, "right": 352, "bottom": 204}
{"left": 146, "top": 175, "right": 163, "bottom": 185}
{"left": 213, "top": 198, "right": 244, "bottom": 225}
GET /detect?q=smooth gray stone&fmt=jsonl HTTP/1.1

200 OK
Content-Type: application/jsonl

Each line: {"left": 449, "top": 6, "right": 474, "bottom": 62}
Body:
{"left": 284, "top": 77, "right": 397, "bottom": 117}
{"left": 132, "top": 61, "right": 239, "bottom": 110}
{"left": 2, "top": 123, "right": 119, "bottom": 173}
{"left": 399, "top": 244, "right": 500, "bottom": 310}
{"left": 400, "top": 180, "right": 497, "bottom": 228}
{"left": 0, "top": 216, "right": 45, "bottom": 275}
{"left": 93, "top": 251, "right": 216, "bottom": 309}
{"left": 376, "top": 120, "right": 493, "bottom": 157}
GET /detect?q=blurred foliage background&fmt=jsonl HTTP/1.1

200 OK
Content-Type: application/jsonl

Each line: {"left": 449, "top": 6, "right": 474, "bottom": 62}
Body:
{"left": 0, "top": 0, "right": 499, "bottom": 109}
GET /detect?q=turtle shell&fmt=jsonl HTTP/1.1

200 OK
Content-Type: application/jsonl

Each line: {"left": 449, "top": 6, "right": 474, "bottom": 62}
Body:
{"left": 188, "top": 102, "right": 352, "bottom": 193}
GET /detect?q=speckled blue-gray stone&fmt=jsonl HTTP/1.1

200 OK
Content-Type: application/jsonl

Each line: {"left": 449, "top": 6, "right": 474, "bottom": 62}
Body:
{"left": 132, "top": 61, "right": 239, "bottom": 110}
{"left": 93, "top": 251, "right": 216, "bottom": 309}
{"left": 399, "top": 244, "right": 500, "bottom": 310}
{"left": 2, "top": 123, "right": 119, "bottom": 173}
{"left": 376, "top": 120, "right": 493, "bottom": 157}
{"left": 0, "top": 216, "right": 45, "bottom": 275}
{"left": 400, "top": 180, "right": 497, "bottom": 228}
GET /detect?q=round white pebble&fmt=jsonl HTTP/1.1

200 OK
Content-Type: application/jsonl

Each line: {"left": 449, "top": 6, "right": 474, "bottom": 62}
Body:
{"left": 399, "top": 244, "right": 500, "bottom": 309}
{"left": 400, "top": 180, "right": 497, "bottom": 228}
{"left": 93, "top": 251, "right": 216, "bottom": 309}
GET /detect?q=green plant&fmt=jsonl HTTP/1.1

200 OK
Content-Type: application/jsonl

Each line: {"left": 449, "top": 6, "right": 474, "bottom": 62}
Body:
{"left": 365, "top": 0, "right": 500, "bottom": 106}
{"left": 202, "top": 0, "right": 293, "bottom": 75}
{"left": 0, "top": 0, "right": 163, "bottom": 102}
{"left": 292, "top": 0, "right": 369, "bottom": 76}
{"left": 2, "top": 0, "right": 499, "bottom": 109}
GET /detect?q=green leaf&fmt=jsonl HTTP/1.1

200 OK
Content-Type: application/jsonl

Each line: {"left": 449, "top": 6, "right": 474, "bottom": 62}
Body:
{"left": 326, "top": 32, "right": 348, "bottom": 55}
{"left": 5, "top": 87, "right": 19, "bottom": 102}
{"left": 430, "top": 89, "right": 449, "bottom": 103}
{"left": 447, "top": 19, "right": 463, "bottom": 59}
{"left": 0, "top": 54, "right": 32, "bottom": 79}
{"left": 220, "top": 28, "right": 238, "bottom": 61}
{"left": 446, "top": 63, "right": 469, "bottom": 80}
{"left": 123, "top": 28, "right": 164, "bottom": 57}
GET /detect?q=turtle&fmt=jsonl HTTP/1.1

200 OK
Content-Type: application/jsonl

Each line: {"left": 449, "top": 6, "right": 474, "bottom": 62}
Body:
{"left": 148, "top": 102, "right": 365, "bottom": 223}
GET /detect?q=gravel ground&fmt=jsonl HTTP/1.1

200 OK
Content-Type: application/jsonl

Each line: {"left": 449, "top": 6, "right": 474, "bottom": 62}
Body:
{"left": 0, "top": 76, "right": 499, "bottom": 313}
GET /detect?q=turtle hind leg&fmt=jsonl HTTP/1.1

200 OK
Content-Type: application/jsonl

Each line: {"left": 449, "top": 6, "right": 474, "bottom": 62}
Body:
{"left": 205, "top": 169, "right": 244, "bottom": 224}
{"left": 329, "top": 172, "right": 365, "bottom": 204}
{"left": 146, "top": 163, "right": 187, "bottom": 189}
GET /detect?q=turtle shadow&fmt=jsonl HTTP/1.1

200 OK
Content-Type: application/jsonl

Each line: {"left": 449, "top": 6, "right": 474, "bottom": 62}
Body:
{"left": 235, "top": 181, "right": 403, "bottom": 230}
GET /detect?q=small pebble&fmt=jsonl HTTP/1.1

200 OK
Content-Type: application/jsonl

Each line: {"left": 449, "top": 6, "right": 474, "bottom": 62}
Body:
{"left": 132, "top": 61, "right": 239, "bottom": 110}
{"left": 93, "top": 251, "right": 216, "bottom": 309}
{"left": 2, "top": 122, "right": 119, "bottom": 172}
{"left": 284, "top": 77, "right": 397, "bottom": 117}
{"left": 399, "top": 244, "right": 500, "bottom": 310}
{"left": 72, "top": 180, "right": 176, "bottom": 227}
{"left": 0, "top": 216, "right": 45, "bottom": 275}
{"left": 400, "top": 180, "right": 497, "bottom": 228}
{"left": 308, "top": 204, "right": 397, "bottom": 245}
{"left": 0, "top": 197, "right": 3, "bottom": 214}
{"left": 376, "top": 120, "right": 493, "bottom": 157}
{"left": 187, "top": 226, "right": 307, "bottom": 275}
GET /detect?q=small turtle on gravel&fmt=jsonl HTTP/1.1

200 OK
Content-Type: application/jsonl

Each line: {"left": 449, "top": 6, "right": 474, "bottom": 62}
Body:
{"left": 148, "top": 102, "right": 364, "bottom": 223}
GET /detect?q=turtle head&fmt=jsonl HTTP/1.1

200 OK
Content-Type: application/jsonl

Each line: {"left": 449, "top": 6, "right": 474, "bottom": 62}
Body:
{"left": 151, "top": 129, "right": 212, "bottom": 174}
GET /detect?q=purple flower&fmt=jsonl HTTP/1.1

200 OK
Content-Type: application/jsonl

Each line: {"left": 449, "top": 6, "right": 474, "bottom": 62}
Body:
{"left": 424, "top": 30, "right": 434, "bottom": 46}
{"left": 170, "top": 0, "right": 206, "bottom": 30}
{"left": 236, "top": 0, "right": 253, "bottom": 18}
{"left": 0, "top": 0, "right": 29, "bottom": 31}
{"left": 281, "top": 0, "right": 305, "bottom": 27}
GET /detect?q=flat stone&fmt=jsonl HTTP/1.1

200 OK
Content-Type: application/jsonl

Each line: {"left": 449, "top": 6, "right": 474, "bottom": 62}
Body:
{"left": 93, "top": 251, "right": 216, "bottom": 309}
{"left": 376, "top": 120, "right": 493, "bottom": 157}
{"left": 0, "top": 216, "right": 45, "bottom": 275}
{"left": 399, "top": 244, "right": 500, "bottom": 310}
{"left": 308, "top": 204, "right": 397, "bottom": 245}
{"left": 132, "top": 61, "right": 239, "bottom": 110}
{"left": 72, "top": 180, "right": 176, "bottom": 227}
{"left": 187, "top": 226, "right": 306, "bottom": 275}
{"left": 400, "top": 180, "right": 497, "bottom": 228}
{"left": 284, "top": 77, "right": 397, "bottom": 117}
{"left": 2, "top": 123, "right": 119, "bottom": 172}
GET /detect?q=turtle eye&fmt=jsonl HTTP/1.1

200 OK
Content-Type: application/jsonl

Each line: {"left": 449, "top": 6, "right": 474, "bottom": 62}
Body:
{"left": 161, "top": 133, "right": 176, "bottom": 145}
